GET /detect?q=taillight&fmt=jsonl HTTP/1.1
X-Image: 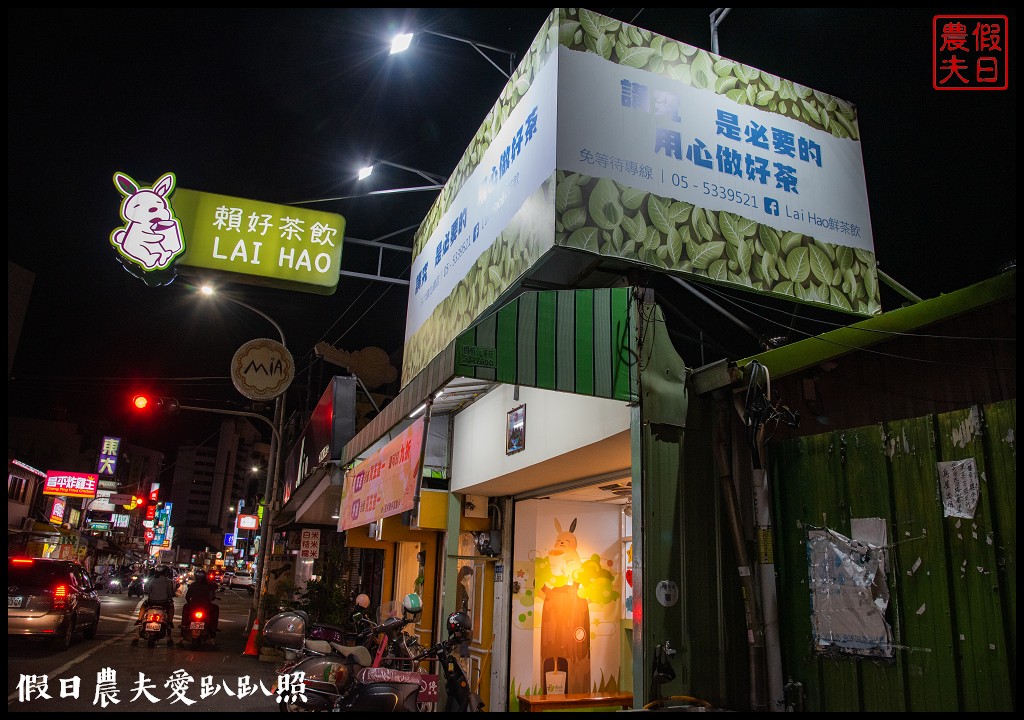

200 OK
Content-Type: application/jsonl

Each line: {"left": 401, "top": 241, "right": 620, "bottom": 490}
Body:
{"left": 52, "top": 584, "right": 69, "bottom": 609}
{"left": 11, "top": 558, "right": 34, "bottom": 565}
{"left": 147, "top": 613, "right": 162, "bottom": 622}
{"left": 193, "top": 610, "right": 204, "bottom": 620}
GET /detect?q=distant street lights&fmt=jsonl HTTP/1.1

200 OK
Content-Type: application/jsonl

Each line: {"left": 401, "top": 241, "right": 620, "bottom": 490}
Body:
{"left": 389, "top": 29, "right": 516, "bottom": 79}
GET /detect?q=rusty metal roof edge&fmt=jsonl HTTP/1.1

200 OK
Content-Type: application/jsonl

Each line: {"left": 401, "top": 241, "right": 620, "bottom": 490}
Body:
{"left": 735, "top": 268, "right": 1016, "bottom": 381}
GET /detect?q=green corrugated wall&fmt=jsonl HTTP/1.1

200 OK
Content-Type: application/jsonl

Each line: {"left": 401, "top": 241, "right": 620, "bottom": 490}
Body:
{"left": 772, "top": 399, "right": 1015, "bottom": 712}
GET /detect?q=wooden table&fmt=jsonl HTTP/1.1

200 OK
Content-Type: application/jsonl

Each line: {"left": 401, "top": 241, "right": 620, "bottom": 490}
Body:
{"left": 517, "top": 691, "right": 634, "bottom": 712}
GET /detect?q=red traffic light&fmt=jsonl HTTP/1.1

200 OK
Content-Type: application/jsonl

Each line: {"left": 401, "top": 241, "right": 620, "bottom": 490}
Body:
{"left": 130, "top": 394, "right": 179, "bottom": 414}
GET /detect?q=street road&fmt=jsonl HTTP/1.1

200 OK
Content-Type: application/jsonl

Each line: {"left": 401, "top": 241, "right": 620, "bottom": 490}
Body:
{"left": 8, "top": 585, "right": 286, "bottom": 712}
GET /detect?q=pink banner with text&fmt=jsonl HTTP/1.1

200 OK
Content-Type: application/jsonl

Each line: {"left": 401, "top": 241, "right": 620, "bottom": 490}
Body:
{"left": 339, "top": 416, "right": 425, "bottom": 531}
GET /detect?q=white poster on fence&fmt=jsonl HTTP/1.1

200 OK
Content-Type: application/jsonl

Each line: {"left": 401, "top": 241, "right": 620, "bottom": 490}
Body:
{"left": 937, "top": 457, "right": 979, "bottom": 519}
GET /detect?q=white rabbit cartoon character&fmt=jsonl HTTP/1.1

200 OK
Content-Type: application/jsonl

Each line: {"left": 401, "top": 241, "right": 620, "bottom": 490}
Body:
{"left": 547, "top": 517, "right": 582, "bottom": 580}
{"left": 110, "top": 172, "right": 184, "bottom": 271}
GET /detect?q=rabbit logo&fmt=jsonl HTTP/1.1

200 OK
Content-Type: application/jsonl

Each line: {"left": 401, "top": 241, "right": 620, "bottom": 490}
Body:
{"left": 110, "top": 171, "right": 185, "bottom": 271}
{"left": 547, "top": 517, "right": 582, "bottom": 580}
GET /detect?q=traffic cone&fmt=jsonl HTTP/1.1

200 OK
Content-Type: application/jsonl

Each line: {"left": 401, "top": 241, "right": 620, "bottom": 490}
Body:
{"left": 243, "top": 620, "right": 259, "bottom": 656}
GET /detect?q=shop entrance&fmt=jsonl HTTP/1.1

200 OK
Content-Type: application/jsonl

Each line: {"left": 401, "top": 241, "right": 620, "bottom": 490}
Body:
{"left": 508, "top": 479, "right": 633, "bottom": 705}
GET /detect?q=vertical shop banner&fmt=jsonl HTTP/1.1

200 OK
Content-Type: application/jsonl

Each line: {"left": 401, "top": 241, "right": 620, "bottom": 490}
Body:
{"left": 299, "top": 529, "right": 320, "bottom": 560}
{"left": 339, "top": 417, "right": 426, "bottom": 531}
{"left": 48, "top": 497, "right": 67, "bottom": 524}
{"left": 96, "top": 436, "right": 121, "bottom": 476}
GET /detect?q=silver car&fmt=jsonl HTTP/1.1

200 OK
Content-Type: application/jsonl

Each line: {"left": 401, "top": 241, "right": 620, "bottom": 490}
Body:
{"left": 227, "top": 571, "right": 255, "bottom": 591}
{"left": 8, "top": 557, "right": 101, "bottom": 650}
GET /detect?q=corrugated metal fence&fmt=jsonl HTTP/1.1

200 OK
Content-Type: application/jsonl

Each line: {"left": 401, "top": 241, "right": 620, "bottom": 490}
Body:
{"left": 772, "top": 399, "right": 1016, "bottom": 712}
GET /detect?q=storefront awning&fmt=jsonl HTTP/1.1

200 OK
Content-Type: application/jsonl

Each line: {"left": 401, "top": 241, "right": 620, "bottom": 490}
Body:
{"left": 20, "top": 521, "right": 78, "bottom": 540}
{"left": 274, "top": 462, "right": 340, "bottom": 529}
{"left": 341, "top": 287, "right": 634, "bottom": 466}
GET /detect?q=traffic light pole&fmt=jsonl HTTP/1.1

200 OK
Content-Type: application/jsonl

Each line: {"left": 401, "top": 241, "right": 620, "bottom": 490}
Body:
{"left": 252, "top": 393, "right": 285, "bottom": 633}
{"left": 151, "top": 400, "right": 282, "bottom": 633}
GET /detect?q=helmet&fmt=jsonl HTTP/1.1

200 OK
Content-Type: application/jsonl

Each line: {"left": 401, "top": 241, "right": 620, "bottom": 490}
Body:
{"left": 157, "top": 565, "right": 171, "bottom": 577}
{"left": 354, "top": 593, "right": 370, "bottom": 609}
{"left": 195, "top": 569, "right": 207, "bottom": 581}
{"left": 447, "top": 611, "right": 472, "bottom": 641}
{"left": 402, "top": 592, "right": 422, "bottom": 617}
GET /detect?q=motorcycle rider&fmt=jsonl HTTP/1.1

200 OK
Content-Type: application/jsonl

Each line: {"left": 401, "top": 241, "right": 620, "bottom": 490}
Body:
{"left": 132, "top": 565, "right": 176, "bottom": 646}
{"left": 181, "top": 569, "right": 220, "bottom": 644}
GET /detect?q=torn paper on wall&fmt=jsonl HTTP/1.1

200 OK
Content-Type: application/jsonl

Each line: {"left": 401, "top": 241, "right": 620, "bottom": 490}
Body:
{"left": 937, "top": 457, "right": 979, "bottom": 518}
{"left": 807, "top": 525, "right": 894, "bottom": 659}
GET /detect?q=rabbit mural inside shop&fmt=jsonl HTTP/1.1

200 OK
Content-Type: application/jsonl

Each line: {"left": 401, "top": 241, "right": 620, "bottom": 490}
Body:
{"left": 547, "top": 516, "right": 582, "bottom": 580}
{"left": 110, "top": 171, "right": 184, "bottom": 271}
{"left": 540, "top": 516, "right": 590, "bottom": 694}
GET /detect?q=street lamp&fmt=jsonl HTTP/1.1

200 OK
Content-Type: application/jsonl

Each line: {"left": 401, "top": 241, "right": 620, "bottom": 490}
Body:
{"left": 196, "top": 283, "right": 287, "bottom": 632}
{"left": 390, "top": 29, "right": 516, "bottom": 79}
{"left": 289, "top": 159, "right": 446, "bottom": 206}
{"left": 357, "top": 159, "right": 446, "bottom": 185}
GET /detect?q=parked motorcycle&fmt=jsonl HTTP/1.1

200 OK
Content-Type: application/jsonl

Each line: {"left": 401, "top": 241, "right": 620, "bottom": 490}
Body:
{"left": 262, "top": 595, "right": 384, "bottom": 663}
{"left": 180, "top": 599, "right": 217, "bottom": 649}
{"left": 133, "top": 602, "right": 174, "bottom": 648}
{"left": 270, "top": 606, "right": 483, "bottom": 712}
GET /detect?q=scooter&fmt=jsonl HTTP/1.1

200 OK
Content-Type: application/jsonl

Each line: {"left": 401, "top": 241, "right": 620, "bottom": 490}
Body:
{"left": 126, "top": 574, "right": 146, "bottom": 598}
{"left": 180, "top": 599, "right": 217, "bottom": 649}
{"left": 272, "top": 609, "right": 483, "bottom": 712}
{"left": 262, "top": 597, "right": 382, "bottom": 663}
{"left": 133, "top": 602, "right": 174, "bottom": 648}
{"left": 106, "top": 575, "right": 124, "bottom": 594}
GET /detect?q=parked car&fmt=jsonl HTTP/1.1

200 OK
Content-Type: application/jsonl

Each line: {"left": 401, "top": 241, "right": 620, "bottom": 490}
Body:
{"left": 227, "top": 571, "right": 254, "bottom": 590}
{"left": 8, "top": 557, "right": 102, "bottom": 651}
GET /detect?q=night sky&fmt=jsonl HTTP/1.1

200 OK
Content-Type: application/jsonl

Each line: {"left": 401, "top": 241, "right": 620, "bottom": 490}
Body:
{"left": 8, "top": 8, "right": 1016, "bottom": 457}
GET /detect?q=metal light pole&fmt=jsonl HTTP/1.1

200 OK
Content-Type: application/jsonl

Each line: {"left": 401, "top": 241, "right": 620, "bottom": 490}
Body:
{"left": 72, "top": 497, "right": 100, "bottom": 563}
{"left": 197, "top": 287, "right": 287, "bottom": 635}
{"left": 390, "top": 29, "right": 517, "bottom": 78}
{"left": 710, "top": 8, "right": 731, "bottom": 55}
{"left": 290, "top": 160, "right": 445, "bottom": 206}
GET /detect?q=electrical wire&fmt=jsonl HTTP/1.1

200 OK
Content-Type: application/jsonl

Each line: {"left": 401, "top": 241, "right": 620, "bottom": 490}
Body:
{"left": 701, "top": 282, "right": 1016, "bottom": 343}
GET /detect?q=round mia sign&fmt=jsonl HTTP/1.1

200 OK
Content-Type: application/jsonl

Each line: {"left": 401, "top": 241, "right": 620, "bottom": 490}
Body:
{"left": 231, "top": 338, "right": 294, "bottom": 400}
